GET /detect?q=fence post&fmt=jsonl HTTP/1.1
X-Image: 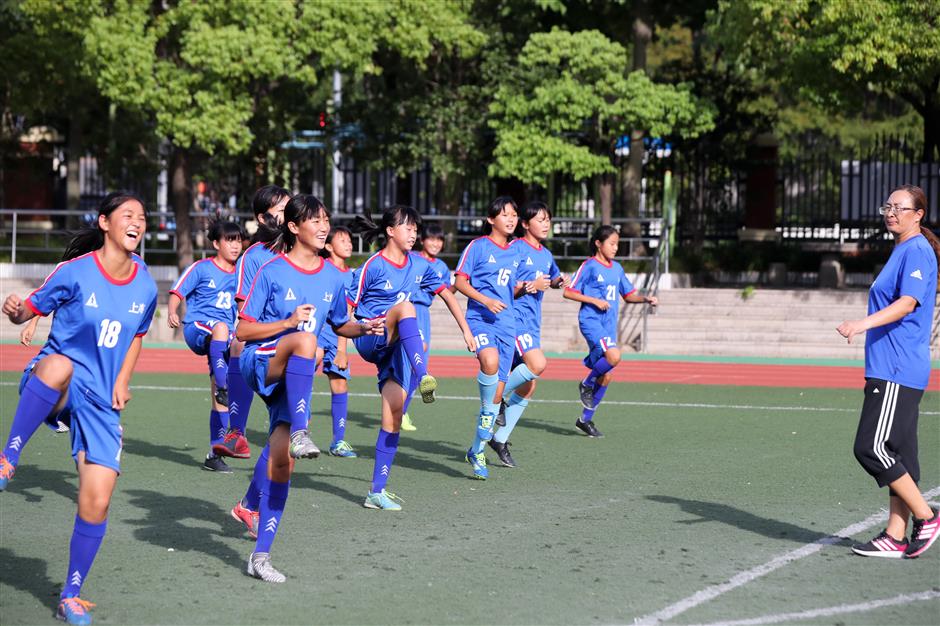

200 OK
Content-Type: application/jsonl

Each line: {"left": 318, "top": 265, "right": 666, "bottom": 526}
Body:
{"left": 11, "top": 211, "right": 17, "bottom": 265}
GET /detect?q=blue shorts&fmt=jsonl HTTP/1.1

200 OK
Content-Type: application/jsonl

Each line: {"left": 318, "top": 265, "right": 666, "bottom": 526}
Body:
{"left": 66, "top": 382, "right": 123, "bottom": 473}
{"left": 319, "top": 342, "right": 350, "bottom": 380}
{"left": 468, "top": 318, "right": 515, "bottom": 382}
{"left": 241, "top": 342, "right": 312, "bottom": 434}
{"left": 354, "top": 333, "right": 411, "bottom": 391}
{"left": 415, "top": 304, "right": 431, "bottom": 347}
{"left": 183, "top": 320, "right": 232, "bottom": 356}
{"left": 580, "top": 323, "right": 617, "bottom": 369}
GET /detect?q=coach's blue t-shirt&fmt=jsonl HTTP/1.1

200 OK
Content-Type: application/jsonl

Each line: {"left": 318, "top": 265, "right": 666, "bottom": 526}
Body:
{"left": 169, "top": 258, "right": 237, "bottom": 325}
{"left": 865, "top": 234, "right": 937, "bottom": 390}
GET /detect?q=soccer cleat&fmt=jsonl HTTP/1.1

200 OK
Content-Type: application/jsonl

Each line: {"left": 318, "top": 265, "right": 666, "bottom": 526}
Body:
{"left": 363, "top": 489, "right": 403, "bottom": 511}
{"left": 56, "top": 597, "right": 95, "bottom": 625}
{"left": 0, "top": 454, "right": 15, "bottom": 491}
{"left": 247, "top": 552, "right": 286, "bottom": 583}
{"left": 905, "top": 508, "right": 940, "bottom": 559}
{"left": 203, "top": 453, "right": 233, "bottom": 473}
{"left": 578, "top": 381, "right": 596, "bottom": 409}
{"left": 419, "top": 374, "right": 438, "bottom": 403}
{"left": 55, "top": 420, "right": 70, "bottom": 433}
{"left": 329, "top": 440, "right": 358, "bottom": 458}
{"left": 476, "top": 412, "right": 495, "bottom": 442}
{"left": 400, "top": 412, "right": 417, "bottom": 431}
{"left": 495, "top": 399, "right": 507, "bottom": 428}
{"left": 851, "top": 530, "right": 908, "bottom": 558}
{"left": 289, "top": 430, "right": 320, "bottom": 459}
{"left": 575, "top": 418, "right": 604, "bottom": 438}
{"left": 214, "top": 386, "right": 229, "bottom": 407}
{"left": 233, "top": 431, "right": 251, "bottom": 458}
{"left": 487, "top": 440, "right": 516, "bottom": 468}
{"left": 230, "top": 500, "right": 259, "bottom": 539}
{"left": 466, "top": 448, "right": 488, "bottom": 480}
{"left": 214, "top": 429, "right": 250, "bottom": 459}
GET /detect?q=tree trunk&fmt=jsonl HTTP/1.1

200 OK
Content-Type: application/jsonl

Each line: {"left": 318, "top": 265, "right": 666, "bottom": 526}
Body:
{"left": 170, "top": 146, "right": 193, "bottom": 271}
{"left": 66, "top": 112, "right": 82, "bottom": 212}
{"left": 623, "top": 7, "right": 651, "bottom": 234}
{"left": 923, "top": 88, "right": 939, "bottom": 162}
{"left": 599, "top": 172, "right": 613, "bottom": 224}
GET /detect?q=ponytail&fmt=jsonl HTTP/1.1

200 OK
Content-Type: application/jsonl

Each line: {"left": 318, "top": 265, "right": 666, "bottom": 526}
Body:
{"left": 251, "top": 212, "right": 281, "bottom": 245}
{"left": 894, "top": 184, "right": 940, "bottom": 289}
{"left": 350, "top": 205, "right": 421, "bottom": 248}
{"left": 63, "top": 191, "right": 144, "bottom": 261}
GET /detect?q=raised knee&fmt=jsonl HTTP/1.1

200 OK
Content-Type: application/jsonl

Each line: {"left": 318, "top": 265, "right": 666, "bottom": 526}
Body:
{"left": 34, "top": 354, "right": 73, "bottom": 388}
{"left": 605, "top": 349, "right": 621, "bottom": 366}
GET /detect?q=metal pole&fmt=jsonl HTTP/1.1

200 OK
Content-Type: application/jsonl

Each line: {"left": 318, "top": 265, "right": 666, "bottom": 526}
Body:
{"left": 11, "top": 211, "right": 17, "bottom": 265}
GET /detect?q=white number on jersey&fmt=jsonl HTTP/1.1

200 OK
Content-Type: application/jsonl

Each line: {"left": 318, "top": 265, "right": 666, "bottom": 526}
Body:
{"left": 214, "top": 291, "right": 233, "bottom": 309}
{"left": 517, "top": 333, "right": 534, "bottom": 350}
{"left": 297, "top": 317, "right": 317, "bottom": 333}
{"left": 605, "top": 285, "right": 616, "bottom": 301}
{"left": 474, "top": 333, "right": 490, "bottom": 349}
{"left": 97, "top": 319, "right": 123, "bottom": 348}
{"left": 496, "top": 268, "right": 512, "bottom": 287}
{"left": 394, "top": 291, "right": 412, "bottom": 305}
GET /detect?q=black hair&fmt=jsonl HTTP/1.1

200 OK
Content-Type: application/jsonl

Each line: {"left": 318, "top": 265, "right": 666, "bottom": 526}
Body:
{"left": 319, "top": 225, "right": 353, "bottom": 258}
{"left": 482, "top": 196, "right": 518, "bottom": 235}
{"left": 251, "top": 184, "right": 290, "bottom": 218}
{"left": 63, "top": 191, "right": 145, "bottom": 261}
{"left": 267, "top": 194, "right": 331, "bottom": 254}
{"left": 591, "top": 224, "right": 619, "bottom": 254}
{"left": 251, "top": 212, "right": 281, "bottom": 244}
{"left": 515, "top": 200, "right": 553, "bottom": 237}
{"left": 208, "top": 219, "right": 244, "bottom": 242}
{"left": 350, "top": 205, "right": 422, "bottom": 247}
{"left": 422, "top": 222, "right": 445, "bottom": 241}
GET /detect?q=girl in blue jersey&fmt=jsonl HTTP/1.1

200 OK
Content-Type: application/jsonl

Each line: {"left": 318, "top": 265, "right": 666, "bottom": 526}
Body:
{"left": 168, "top": 220, "right": 243, "bottom": 472}
{"left": 235, "top": 195, "right": 381, "bottom": 582}
{"left": 316, "top": 226, "right": 358, "bottom": 458}
{"left": 399, "top": 222, "right": 453, "bottom": 432}
{"left": 455, "top": 196, "right": 521, "bottom": 479}
{"left": 1, "top": 192, "right": 157, "bottom": 624}
{"left": 563, "top": 225, "right": 657, "bottom": 438}
{"left": 349, "top": 206, "right": 475, "bottom": 509}
{"left": 838, "top": 185, "right": 940, "bottom": 559}
{"left": 489, "top": 202, "right": 568, "bottom": 467}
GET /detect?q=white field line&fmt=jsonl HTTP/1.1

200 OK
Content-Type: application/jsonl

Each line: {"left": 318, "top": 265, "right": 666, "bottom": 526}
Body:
{"left": 3, "top": 381, "right": 935, "bottom": 416}
{"left": 685, "top": 590, "right": 940, "bottom": 626}
{"left": 633, "top": 486, "right": 940, "bottom": 625}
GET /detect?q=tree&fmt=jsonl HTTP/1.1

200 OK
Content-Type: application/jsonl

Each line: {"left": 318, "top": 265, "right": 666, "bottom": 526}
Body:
{"left": 711, "top": 0, "right": 940, "bottom": 161}
{"left": 488, "top": 28, "right": 715, "bottom": 223}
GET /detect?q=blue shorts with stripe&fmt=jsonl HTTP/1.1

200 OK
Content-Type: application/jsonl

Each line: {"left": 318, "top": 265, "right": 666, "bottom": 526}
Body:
{"left": 467, "top": 317, "right": 515, "bottom": 383}
{"left": 319, "top": 341, "right": 351, "bottom": 380}
{"left": 183, "top": 320, "right": 232, "bottom": 356}
{"left": 354, "top": 333, "right": 412, "bottom": 392}
{"left": 240, "top": 340, "right": 308, "bottom": 434}
{"left": 580, "top": 322, "right": 617, "bottom": 369}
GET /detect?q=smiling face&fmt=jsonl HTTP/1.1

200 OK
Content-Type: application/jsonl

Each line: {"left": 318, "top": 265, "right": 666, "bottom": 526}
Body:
{"left": 524, "top": 209, "right": 552, "bottom": 242}
{"left": 386, "top": 221, "right": 418, "bottom": 253}
{"left": 595, "top": 231, "right": 619, "bottom": 262}
{"left": 882, "top": 189, "right": 923, "bottom": 239}
{"left": 289, "top": 207, "right": 331, "bottom": 252}
{"left": 488, "top": 204, "right": 518, "bottom": 239}
{"left": 327, "top": 230, "right": 353, "bottom": 260}
{"left": 214, "top": 234, "right": 242, "bottom": 264}
{"left": 422, "top": 236, "right": 444, "bottom": 258}
{"left": 100, "top": 199, "right": 146, "bottom": 253}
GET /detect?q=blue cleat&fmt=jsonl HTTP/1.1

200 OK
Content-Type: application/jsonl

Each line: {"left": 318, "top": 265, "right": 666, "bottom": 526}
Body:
{"left": 0, "top": 454, "right": 15, "bottom": 491}
{"left": 475, "top": 412, "right": 495, "bottom": 442}
{"left": 56, "top": 597, "right": 95, "bottom": 625}
{"left": 466, "top": 448, "right": 488, "bottom": 480}
{"left": 328, "top": 440, "right": 358, "bottom": 458}
{"left": 363, "top": 489, "right": 402, "bottom": 511}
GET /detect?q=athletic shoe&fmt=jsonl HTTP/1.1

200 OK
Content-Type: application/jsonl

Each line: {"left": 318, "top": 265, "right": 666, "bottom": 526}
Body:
{"left": 487, "top": 440, "right": 516, "bottom": 468}
{"left": 363, "top": 489, "right": 403, "bottom": 511}
{"left": 0, "top": 454, "right": 15, "bottom": 491}
{"left": 247, "top": 551, "right": 286, "bottom": 583}
{"left": 203, "top": 454, "right": 233, "bottom": 473}
{"left": 214, "top": 386, "right": 229, "bottom": 407}
{"left": 419, "top": 374, "right": 437, "bottom": 403}
{"left": 575, "top": 418, "right": 603, "bottom": 438}
{"left": 400, "top": 412, "right": 417, "bottom": 431}
{"left": 56, "top": 597, "right": 95, "bottom": 625}
{"left": 851, "top": 530, "right": 908, "bottom": 558}
{"left": 230, "top": 500, "right": 259, "bottom": 539}
{"left": 466, "top": 448, "right": 488, "bottom": 480}
{"left": 233, "top": 431, "right": 251, "bottom": 458}
{"left": 289, "top": 430, "right": 320, "bottom": 459}
{"left": 213, "top": 429, "right": 250, "bottom": 459}
{"left": 578, "top": 381, "right": 595, "bottom": 409}
{"left": 905, "top": 508, "right": 940, "bottom": 559}
{"left": 55, "top": 420, "right": 70, "bottom": 433}
{"left": 329, "top": 440, "right": 358, "bottom": 458}
{"left": 495, "top": 399, "right": 507, "bottom": 428}
{"left": 476, "top": 412, "right": 495, "bottom": 442}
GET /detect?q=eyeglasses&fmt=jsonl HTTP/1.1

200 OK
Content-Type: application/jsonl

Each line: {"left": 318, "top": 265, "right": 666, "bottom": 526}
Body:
{"left": 878, "top": 204, "right": 918, "bottom": 216}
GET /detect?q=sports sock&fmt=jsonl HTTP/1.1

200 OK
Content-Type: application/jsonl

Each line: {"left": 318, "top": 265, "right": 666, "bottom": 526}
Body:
{"left": 581, "top": 384, "right": 608, "bottom": 422}
{"left": 397, "top": 317, "right": 427, "bottom": 379}
{"left": 401, "top": 376, "right": 418, "bottom": 417}
{"left": 583, "top": 359, "right": 614, "bottom": 388}
{"left": 504, "top": 364, "right": 537, "bottom": 397}
{"left": 226, "top": 356, "right": 253, "bottom": 434}
{"left": 477, "top": 371, "right": 500, "bottom": 415}
{"left": 4, "top": 374, "right": 60, "bottom": 466}
{"left": 208, "top": 340, "right": 229, "bottom": 391}
{"left": 209, "top": 410, "right": 228, "bottom": 447}
{"left": 494, "top": 393, "right": 528, "bottom": 443}
{"left": 243, "top": 445, "right": 270, "bottom": 511}
{"left": 61, "top": 516, "right": 107, "bottom": 599}
{"left": 284, "top": 356, "right": 315, "bottom": 434}
{"left": 331, "top": 392, "right": 348, "bottom": 445}
{"left": 255, "top": 480, "right": 289, "bottom": 553}
{"left": 371, "top": 429, "right": 400, "bottom": 493}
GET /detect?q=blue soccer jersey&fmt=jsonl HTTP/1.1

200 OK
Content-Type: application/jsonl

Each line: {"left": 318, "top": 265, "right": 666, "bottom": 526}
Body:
{"left": 511, "top": 238, "right": 561, "bottom": 333}
{"left": 25, "top": 252, "right": 157, "bottom": 400}
{"left": 410, "top": 252, "right": 452, "bottom": 307}
{"left": 567, "top": 257, "right": 635, "bottom": 334}
{"left": 348, "top": 251, "right": 445, "bottom": 320}
{"left": 318, "top": 259, "right": 355, "bottom": 351}
{"left": 455, "top": 236, "right": 520, "bottom": 330}
{"left": 865, "top": 234, "right": 937, "bottom": 389}
{"left": 169, "top": 258, "right": 237, "bottom": 325}
{"left": 235, "top": 241, "right": 276, "bottom": 301}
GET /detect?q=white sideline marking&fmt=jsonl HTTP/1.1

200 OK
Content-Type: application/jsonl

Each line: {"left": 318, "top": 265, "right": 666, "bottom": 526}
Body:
{"left": 3, "top": 381, "right": 934, "bottom": 416}
{"left": 633, "top": 486, "right": 940, "bottom": 625}
{"left": 685, "top": 590, "right": 940, "bottom": 626}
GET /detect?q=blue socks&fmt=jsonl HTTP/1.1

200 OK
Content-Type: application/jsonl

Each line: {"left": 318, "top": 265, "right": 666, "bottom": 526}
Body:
{"left": 397, "top": 317, "right": 427, "bottom": 380}
{"left": 581, "top": 385, "right": 608, "bottom": 422}
{"left": 331, "top": 392, "right": 348, "bottom": 445}
{"left": 285, "top": 356, "right": 316, "bottom": 434}
{"left": 371, "top": 429, "right": 400, "bottom": 493}
{"left": 209, "top": 410, "right": 228, "bottom": 447}
{"left": 255, "top": 480, "right": 289, "bottom": 553}
{"left": 494, "top": 393, "right": 528, "bottom": 443}
{"left": 208, "top": 340, "right": 229, "bottom": 391}
{"left": 584, "top": 359, "right": 615, "bottom": 388}
{"left": 4, "top": 374, "right": 61, "bottom": 466}
{"left": 61, "top": 516, "right": 107, "bottom": 599}
{"left": 243, "top": 445, "right": 270, "bottom": 511}
{"left": 227, "top": 356, "right": 253, "bottom": 434}
{"left": 504, "top": 364, "right": 538, "bottom": 397}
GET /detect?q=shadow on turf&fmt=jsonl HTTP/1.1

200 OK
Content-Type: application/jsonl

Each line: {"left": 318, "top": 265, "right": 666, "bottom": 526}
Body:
{"left": 646, "top": 495, "right": 854, "bottom": 546}
{"left": 0, "top": 547, "right": 60, "bottom": 611}
{"left": 2, "top": 465, "right": 78, "bottom": 503}
{"left": 123, "top": 436, "right": 210, "bottom": 471}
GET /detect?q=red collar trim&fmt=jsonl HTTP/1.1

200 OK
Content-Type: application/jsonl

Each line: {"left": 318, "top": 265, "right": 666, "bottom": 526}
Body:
{"left": 93, "top": 251, "right": 139, "bottom": 285}
{"left": 326, "top": 258, "right": 350, "bottom": 273}
{"left": 280, "top": 253, "right": 324, "bottom": 275}
{"left": 211, "top": 257, "right": 236, "bottom": 274}
{"left": 592, "top": 255, "right": 613, "bottom": 268}
{"left": 486, "top": 235, "right": 511, "bottom": 250}
{"left": 380, "top": 251, "right": 408, "bottom": 269}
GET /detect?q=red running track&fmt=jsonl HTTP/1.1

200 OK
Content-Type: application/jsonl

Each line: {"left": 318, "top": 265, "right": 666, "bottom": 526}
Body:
{"left": 4, "top": 344, "right": 937, "bottom": 390}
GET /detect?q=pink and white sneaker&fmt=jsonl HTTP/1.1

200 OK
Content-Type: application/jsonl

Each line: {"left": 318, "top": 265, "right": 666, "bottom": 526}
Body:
{"left": 904, "top": 508, "right": 940, "bottom": 559}
{"left": 851, "top": 530, "right": 908, "bottom": 558}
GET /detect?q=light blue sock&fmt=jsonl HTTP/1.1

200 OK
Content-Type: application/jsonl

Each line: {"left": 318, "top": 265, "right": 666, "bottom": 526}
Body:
{"left": 493, "top": 393, "right": 528, "bottom": 443}
{"left": 504, "top": 364, "right": 537, "bottom": 398}
{"left": 477, "top": 371, "right": 499, "bottom": 415}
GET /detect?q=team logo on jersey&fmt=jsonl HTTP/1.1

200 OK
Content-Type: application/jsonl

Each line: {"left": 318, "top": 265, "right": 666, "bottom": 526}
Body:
{"left": 285, "top": 287, "right": 297, "bottom": 301}
{"left": 128, "top": 302, "right": 146, "bottom": 314}
{"left": 596, "top": 274, "right": 605, "bottom": 282}
{"left": 910, "top": 269, "right": 923, "bottom": 280}
{"left": 415, "top": 275, "right": 421, "bottom": 283}
{"left": 383, "top": 280, "right": 394, "bottom": 290}
{"left": 85, "top": 292, "right": 99, "bottom": 308}
{"left": 208, "top": 279, "right": 216, "bottom": 288}
{"left": 323, "top": 292, "right": 333, "bottom": 303}
{"left": 488, "top": 254, "right": 496, "bottom": 263}
{"left": 526, "top": 257, "right": 533, "bottom": 265}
